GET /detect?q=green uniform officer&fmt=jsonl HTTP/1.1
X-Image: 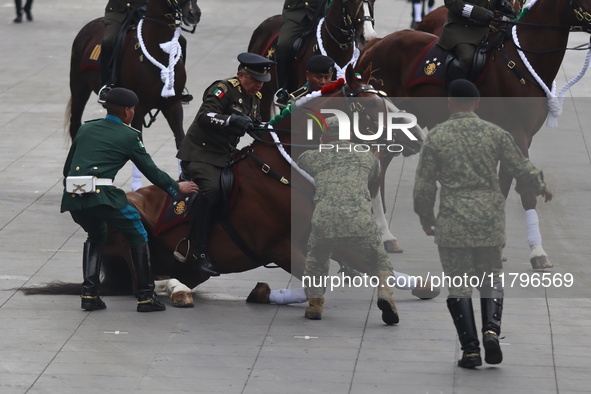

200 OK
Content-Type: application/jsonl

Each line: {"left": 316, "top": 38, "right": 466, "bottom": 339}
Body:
{"left": 275, "top": 54, "right": 335, "bottom": 107}
{"left": 413, "top": 80, "right": 552, "bottom": 368}
{"left": 276, "top": 0, "right": 325, "bottom": 90}
{"left": 297, "top": 117, "right": 399, "bottom": 325}
{"left": 176, "top": 52, "right": 275, "bottom": 277}
{"left": 439, "top": 0, "right": 513, "bottom": 74}
{"left": 61, "top": 87, "right": 198, "bottom": 312}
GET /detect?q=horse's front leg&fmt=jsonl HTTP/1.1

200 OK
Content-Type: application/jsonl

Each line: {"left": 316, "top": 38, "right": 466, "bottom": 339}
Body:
{"left": 161, "top": 99, "right": 185, "bottom": 178}
{"left": 372, "top": 192, "right": 402, "bottom": 253}
{"left": 154, "top": 278, "right": 195, "bottom": 307}
{"left": 500, "top": 133, "right": 552, "bottom": 270}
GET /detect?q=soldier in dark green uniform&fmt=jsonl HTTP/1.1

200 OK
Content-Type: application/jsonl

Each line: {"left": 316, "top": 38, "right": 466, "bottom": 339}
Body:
{"left": 176, "top": 52, "right": 275, "bottom": 277}
{"left": 61, "top": 87, "right": 199, "bottom": 312}
{"left": 297, "top": 117, "right": 399, "bottom": 325}
{"left": 413, "top": 80, "right": 552, "bottom": 368}
{"left": 276, "top": 0, "right": 326, "bottom": 90}
{"left": 439, "top": 0, "right": 514, "bottom": 74}
{"left": 275, "top": 54, "right": 335, "bottom": 108}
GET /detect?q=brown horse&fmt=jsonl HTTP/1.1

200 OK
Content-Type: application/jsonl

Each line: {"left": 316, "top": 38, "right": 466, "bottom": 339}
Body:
{"left": 247, "top": 0, "right": 377, "bottom": 120}
{"left": 357, "top": 0, "right": 591, "bottom": 268}
{"left": 25, "top": 66, "right": 429, "bottom": 306}
{"left": 66, "top": 0, "right": 200, "bottom": 174}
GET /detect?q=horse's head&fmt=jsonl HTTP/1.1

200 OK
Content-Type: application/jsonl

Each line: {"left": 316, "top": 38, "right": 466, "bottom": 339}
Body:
{"left": 351, "top": 0, "right": 377, "bottom": 49}
{"left": 334, "top": 65, "right": 424, "bottom": 157}
{"left": 172, "top": 0, "right": 201, "bottom": 32}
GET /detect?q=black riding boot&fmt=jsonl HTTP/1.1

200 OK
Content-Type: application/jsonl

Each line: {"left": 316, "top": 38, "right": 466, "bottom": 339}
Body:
{"left": 481, "top": 282, "right": 504, "bottom": 364}
{"left": 130, "top": 243, "right": 166, "bottom": 312}
{"left": 447, "top": 297, "right": 482, "bottom": 368}
{"left": 190, "top": 195, "right": 220, "bottom": 277}
{"left": 81, "top": 241, "right": 106, "bottom": 311}
{"left": 98, "top": 42, "right": 114, "bottom": 102}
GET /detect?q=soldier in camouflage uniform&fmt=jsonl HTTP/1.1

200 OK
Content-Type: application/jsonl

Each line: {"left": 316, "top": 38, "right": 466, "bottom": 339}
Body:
{"left": 61, "top": 88, "right": 198, "bottom": 312}
{"left": 297, "top": 117, "right": 399, "bottom": 325}
{"left": 177, "top": 53, "right": 275, "bottom": 277}
{"left": 413, "top": 79, "right": 552, "bottom": 368}
{"left": 439, "top": 0, "right": 515, "bottom": 74}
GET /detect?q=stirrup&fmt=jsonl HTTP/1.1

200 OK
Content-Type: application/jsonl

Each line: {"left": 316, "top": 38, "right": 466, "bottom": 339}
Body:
{"left": 173, "top": 238, "right": 190, "bottom": 263}
{"left": 97, "top": 85, "right": 112, "bottom": 104}
{"left": 181, "top": 88, "right": 193, "bottom": 104}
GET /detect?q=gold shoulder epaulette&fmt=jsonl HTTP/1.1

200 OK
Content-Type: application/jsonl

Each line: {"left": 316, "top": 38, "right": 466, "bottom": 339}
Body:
{"left": 256, "top": 91, "right": 263, "bottom": 99}
{"left": 228, "top": 78, "right": 240, "bottom": 87}
{"left": 289, "top": 86, "right": 309, "bottom": 101}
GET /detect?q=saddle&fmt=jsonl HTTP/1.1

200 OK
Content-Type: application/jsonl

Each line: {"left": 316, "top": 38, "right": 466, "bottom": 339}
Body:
{"left": 405, "top": 38, "right": 488, "bottom": 91}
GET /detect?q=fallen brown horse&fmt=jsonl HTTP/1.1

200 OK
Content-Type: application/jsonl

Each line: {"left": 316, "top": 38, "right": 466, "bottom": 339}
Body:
{"left": 356, "top": 0, "right": 591, "bottom": 268}
{"left": 25, "top": 66, "right": 431, "bottom": 307}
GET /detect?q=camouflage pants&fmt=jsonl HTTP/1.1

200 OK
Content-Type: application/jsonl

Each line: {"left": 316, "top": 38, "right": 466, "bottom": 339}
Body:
{"left": 438, "top": 245, "right": 503, "bottom": 298}
{"left": 304, "top": 236, "right": 393, "bottom": 298}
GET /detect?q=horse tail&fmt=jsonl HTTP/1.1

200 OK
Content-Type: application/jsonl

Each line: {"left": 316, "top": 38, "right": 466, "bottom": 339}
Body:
{"left": 20, "top": 254, "right": 134, "bottom": 296}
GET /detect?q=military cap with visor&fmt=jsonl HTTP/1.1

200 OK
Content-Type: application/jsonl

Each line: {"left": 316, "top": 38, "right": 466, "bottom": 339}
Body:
{"left": 307, "top": 55, "right": 335, "bottom": 75}
{"left": 238, "top": 52, "right": 276, "bottom": 82}
{"left": 103, "top": 87, "right": 140, "bottom": 107}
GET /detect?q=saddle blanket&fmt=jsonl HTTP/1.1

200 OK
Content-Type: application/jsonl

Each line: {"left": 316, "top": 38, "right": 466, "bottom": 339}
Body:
{"left": 405, "top": 39, "right": 447, "bottom": 89}
{"left": 153, "top": 193, "right": 195, "bottom": 236}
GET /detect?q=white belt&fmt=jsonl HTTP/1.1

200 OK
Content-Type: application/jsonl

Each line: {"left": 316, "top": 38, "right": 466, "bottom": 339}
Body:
{"left": 95, "top": 178, "right": 113, "bottom": 186}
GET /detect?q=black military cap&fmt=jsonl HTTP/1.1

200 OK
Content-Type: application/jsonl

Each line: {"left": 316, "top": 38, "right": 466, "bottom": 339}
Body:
{"left": 238, "top": 52, "right": 276, "bottom": 82}
{"left": 103, "top": 87, "right": 140, "bottom": 107}
{"left": 448, "top": 79, "right": 480, "bottom": 98}
{"left": 307, "top": 55, "right": 335, "bottom": 74}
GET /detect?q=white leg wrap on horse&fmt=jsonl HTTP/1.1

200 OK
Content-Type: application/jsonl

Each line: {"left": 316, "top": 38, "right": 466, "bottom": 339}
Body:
{"left": 372, "top": 194, "right": 397, "bottom": 242}
{"left": 525, "top": 209, "right": 542, "bottom": 246}
{"left": 154, "top": 280, "right": 168, "bottom": 296}
{"left": 269, "top": 288, "right": 307, "bottom": 304}
{"left": 131, "top": 164, "right": 143, "bottom": 191}
{"left": 393, "top": 271, "right": 416, "bottom": 290}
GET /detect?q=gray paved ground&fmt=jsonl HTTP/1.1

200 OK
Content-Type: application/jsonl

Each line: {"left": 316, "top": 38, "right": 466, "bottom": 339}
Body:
{"left": 1, "top": 0, "right": 590, "bottom": 393}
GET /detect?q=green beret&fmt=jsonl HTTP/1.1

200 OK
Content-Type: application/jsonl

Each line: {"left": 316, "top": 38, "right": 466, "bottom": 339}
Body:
{"left": 307, "top": 55, "right": 335, "bottom": 74}
{"left": 448, "top": 79, "right": 480, "bottom": 98}
{"left": 103, "top": 87, "right": 139, "bottom": 107}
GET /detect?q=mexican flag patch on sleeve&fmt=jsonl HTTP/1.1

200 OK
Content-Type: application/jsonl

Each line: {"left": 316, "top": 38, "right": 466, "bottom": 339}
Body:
{"left": 213, "top": 88, "right": 225, "bottom": 99}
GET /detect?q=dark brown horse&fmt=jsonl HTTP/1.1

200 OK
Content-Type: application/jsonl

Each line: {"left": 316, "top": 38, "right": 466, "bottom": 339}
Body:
{"left": 357, "top": 0, "right": 591, "bottom": 268}
{"left": 247, "top": 0, "right": 376, "bottom": 120}
{"left": 66, "top": 0, "right": 200, "bottom": 182}
{"left": 25, "top": 66, "right": 428, "bottom": 306}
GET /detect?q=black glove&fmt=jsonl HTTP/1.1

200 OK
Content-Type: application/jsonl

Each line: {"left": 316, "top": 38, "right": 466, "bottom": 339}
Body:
{"left": 483, "top": 9, "right": 495, "bottom": 22}
{"left": 228, "top": 114, "right": 254, "bottom": 131}
{"left": 499, "top": 0, "right": 516, "bottom": 16}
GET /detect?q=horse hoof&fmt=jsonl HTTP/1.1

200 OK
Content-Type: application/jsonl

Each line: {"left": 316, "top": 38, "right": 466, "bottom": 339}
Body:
{"left": 246, "top": 282, "right": 271, "bottom": 303}
{"left": 171, "top": 291, "right": 195, "bottom": 308}
{"left": 384, "top": 239, "right": 403, "bottom": 253}
{"left": 530, "top": 255, "right": 553, "bottom": 270}
{"left": 411, "top": 279, "right": 440, "bottom": 300}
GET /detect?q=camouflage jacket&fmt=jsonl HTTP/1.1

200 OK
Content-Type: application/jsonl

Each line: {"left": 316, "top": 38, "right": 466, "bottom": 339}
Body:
{"left": 413, "top": 112, "right": 547, "bottom": 247}
{"left": 298, "top": 141, "right": 380, "bottom": 239}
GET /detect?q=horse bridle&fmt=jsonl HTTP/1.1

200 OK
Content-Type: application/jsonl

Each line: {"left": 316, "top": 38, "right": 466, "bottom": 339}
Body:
{"left": 144, "top": 0, "right": 196, "bottom": 33}
{"left": 569, "top": 0, "right": 591, "bottom": 31}
{"left": 324, "top": 0, "right": 375, "bottom": 50}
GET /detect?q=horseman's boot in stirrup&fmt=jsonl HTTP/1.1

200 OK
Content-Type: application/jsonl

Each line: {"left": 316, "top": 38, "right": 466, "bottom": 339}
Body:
{"left": 376, "top": 272, "right": 399, "bottom": 325}
{"left": 98, "top": 43, "right": 114, "bottom": 104}
{"left": 447, "top": 297, "right": 482, "bottom": 368}
{"left": 481, "top": 283, "right": 504, "bottom": 365}
{"left": 81, "top": 241, "right": 106, "bottom": 311}
{"left": 191, "top": 195, "right": 220, "bottom": 277}
{"left": 305, "top": 297, "right": 324, "bottom": 320}
{"left": 130, "top": 243, "right": 166, "bottom": 312}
